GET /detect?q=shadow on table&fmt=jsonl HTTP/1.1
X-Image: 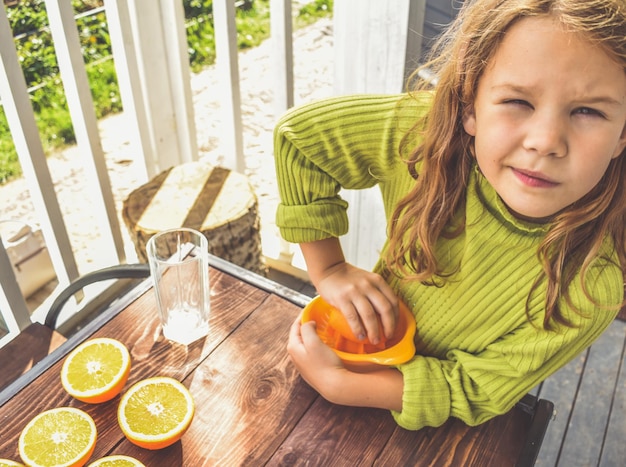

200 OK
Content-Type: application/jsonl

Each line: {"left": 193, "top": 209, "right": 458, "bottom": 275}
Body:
{"left": 0, "top": 323, "right": 65, "bottom": 393}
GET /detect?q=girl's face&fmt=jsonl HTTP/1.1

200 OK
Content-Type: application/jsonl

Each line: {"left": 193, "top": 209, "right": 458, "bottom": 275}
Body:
{"left": 463, "top": 16, "right": 626, "bottom": 222}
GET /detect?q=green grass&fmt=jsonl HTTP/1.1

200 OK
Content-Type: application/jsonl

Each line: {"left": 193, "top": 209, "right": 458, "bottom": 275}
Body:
{"left": 0, "top": 0, "right": 332, "bottom": 184}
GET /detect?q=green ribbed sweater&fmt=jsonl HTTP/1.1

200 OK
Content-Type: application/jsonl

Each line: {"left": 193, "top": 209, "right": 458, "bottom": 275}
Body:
{"left": 273, "top": 93, "right": 623, "bottom": 430}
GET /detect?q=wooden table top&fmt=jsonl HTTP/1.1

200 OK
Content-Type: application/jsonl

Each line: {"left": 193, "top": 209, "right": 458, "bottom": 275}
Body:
{"left": 0, "top": 256, "right": 553, "bottom": 466}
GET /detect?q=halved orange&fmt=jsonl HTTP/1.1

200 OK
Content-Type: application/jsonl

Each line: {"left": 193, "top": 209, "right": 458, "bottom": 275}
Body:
{"left": 18, "top": 407, "right": 97, "bottom": 467}
{"left": 0, "top": 459, "right": 25, "bottom": 467}
{"left": 87, "top": 455, "right": 145, "bottom": 467}
{"left": 117, "top": 376, "right": 195, "bottom": 450}
{"left": 61, "top": 337, "right": 131, "bottom": 404}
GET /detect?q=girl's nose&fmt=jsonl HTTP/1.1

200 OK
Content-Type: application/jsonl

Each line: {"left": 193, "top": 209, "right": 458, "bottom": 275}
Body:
{"left": 523, "top": 112, "right": 567, "bottom": 158}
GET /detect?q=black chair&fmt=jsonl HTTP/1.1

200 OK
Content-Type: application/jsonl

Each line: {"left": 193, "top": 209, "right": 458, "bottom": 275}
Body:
{"left": 44, "top": 263, "right": 150, "bottom": 329}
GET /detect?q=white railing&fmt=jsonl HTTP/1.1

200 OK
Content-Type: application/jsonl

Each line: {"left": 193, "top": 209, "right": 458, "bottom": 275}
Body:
{"left": 0, "top": 0, "right": 297, "bottom": 343}
{"left": 0, "top": 0, "right": 426, "bottom": 345}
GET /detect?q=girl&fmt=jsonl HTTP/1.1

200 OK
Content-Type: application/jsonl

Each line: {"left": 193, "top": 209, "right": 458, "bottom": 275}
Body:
{"left": 274, "top": 0, "right": 626, "bottom": 430}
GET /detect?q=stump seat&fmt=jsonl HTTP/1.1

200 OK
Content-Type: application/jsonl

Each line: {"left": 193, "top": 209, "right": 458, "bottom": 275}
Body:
{"left": 122, "top": 161, "right": 267, "bottom": 276}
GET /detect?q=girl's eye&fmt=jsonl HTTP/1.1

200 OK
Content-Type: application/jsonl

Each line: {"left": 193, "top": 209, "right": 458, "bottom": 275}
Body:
{"left": 574, "top": 107, "right": 605, "bottom": 118}
{"left": 503, "top": 99, "right": 532, "bottom": 108}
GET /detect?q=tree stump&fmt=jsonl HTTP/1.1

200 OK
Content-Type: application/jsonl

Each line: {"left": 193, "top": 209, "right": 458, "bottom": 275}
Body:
{"left": 122, "top": 161, "right": 267, "bottom": 276}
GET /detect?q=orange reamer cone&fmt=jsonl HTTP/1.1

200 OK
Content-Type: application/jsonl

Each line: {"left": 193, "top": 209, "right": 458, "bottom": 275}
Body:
{"left": 301, "top": 296, "right": 416, "bottom": 367}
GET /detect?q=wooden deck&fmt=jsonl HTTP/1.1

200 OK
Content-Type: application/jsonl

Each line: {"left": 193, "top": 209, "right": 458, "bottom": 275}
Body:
{"left": 532, "top": 318, "right": 626, "bottom": 466}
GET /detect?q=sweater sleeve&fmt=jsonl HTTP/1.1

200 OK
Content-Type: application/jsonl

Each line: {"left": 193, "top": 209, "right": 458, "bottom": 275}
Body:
{"left": 273, "top": 93, "right": 427, "bottom": 243}
{"left": 391, "top": 256, "right": 624, "bottom": 430}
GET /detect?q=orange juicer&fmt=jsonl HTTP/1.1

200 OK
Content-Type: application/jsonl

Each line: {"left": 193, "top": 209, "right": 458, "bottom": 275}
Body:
{"left": 301, "top": 296, "right": 416, "bottom": 367}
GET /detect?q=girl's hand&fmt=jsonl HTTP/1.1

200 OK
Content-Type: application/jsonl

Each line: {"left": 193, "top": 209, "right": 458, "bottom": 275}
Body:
{"left": 287, "top": 316, "right": 345, "bottom": 402}
{"left": 316, "top": 261, "right": 399, "bottom": 345}
{"left": 287, "top": 314, "right": 405, "bottom": 411}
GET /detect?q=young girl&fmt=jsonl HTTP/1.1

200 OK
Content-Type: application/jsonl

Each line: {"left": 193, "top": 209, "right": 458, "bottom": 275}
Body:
{"left": 274, "top": 0, "right": 626, "bottom": 430}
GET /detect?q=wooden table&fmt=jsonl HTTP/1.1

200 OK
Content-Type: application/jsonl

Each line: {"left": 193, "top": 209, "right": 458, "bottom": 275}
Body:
{"left": 0, "top": 256, "right": 553, "bottom": 466}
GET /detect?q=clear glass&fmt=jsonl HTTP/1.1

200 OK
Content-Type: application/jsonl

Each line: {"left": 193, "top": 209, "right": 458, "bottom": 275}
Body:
{"left": 146, "top": 228, "right": 210, "bottom": 345}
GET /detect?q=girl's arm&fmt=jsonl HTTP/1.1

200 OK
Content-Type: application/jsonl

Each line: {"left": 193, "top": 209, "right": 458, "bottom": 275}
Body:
{"left": 274, "top": 95, "right": 426, "bottom": 342}
{"left": 288, "top": 316, "right": 403, "bottom": 411}
{"left": 300, "top": 237, "right": 399, "bottom": 345}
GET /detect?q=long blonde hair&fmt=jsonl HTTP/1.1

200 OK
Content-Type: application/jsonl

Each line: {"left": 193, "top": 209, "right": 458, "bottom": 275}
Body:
{"left": 385, "top": 0, "right": 626, "bottom": 328}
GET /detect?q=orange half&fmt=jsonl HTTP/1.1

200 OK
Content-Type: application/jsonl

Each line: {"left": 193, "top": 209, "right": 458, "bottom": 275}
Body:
{"left": 117, "top": 376, "right": 195, "bottom": 450}
{"left": 301, "top": 296, "right": 416, "bottom": 367}
{"left": 18, "top": 407, "right": 97, "bottom": 467}
{"left": 61, "top": 337, "right": 131, "bottom": 404}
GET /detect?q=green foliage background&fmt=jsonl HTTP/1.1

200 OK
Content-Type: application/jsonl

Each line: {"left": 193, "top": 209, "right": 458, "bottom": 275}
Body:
{"left": 0, "top": 0, "right": 332, "bottom": 183}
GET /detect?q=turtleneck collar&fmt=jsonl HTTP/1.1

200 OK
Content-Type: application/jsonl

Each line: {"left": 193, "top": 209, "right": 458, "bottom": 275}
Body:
{"left": 469, "top": 164, "right": 550, "bottom": 237}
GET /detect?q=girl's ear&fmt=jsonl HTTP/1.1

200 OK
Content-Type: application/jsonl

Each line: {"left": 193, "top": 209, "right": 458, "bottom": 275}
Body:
{"left": 462, "top": 105, "right": 477, "bottom": 136}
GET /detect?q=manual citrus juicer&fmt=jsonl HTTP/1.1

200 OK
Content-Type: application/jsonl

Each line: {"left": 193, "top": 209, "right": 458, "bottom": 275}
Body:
{"left": 301, "top": 296, "right": 416, "bottom": 367}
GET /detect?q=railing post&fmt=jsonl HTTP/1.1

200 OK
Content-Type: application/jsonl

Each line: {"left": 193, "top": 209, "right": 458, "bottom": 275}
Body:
{"left": 106, "top": 0, "right": 198, "bottom": 176}
{"left": 159, "top": 0, "right": 198, "bottom": 168}
{"left": 104, "top": 0, "right": 154, "bottom": 179}
{"left": 333, "top": 0, "right": 425, "bottom": 271}
{"left": 213, "top": 0, "right": 245, "bottom": 173}
{"left": 271, "top": 0, "right": 295, "bottom": 265}
{"left": 271, "top": 0, "right": 294, "bottom": 112}
{"left": 44, "top": 0, "right": 126, "bottom": 264}
{"left": 0, "top": 3, "right": 78, "bottom": 286}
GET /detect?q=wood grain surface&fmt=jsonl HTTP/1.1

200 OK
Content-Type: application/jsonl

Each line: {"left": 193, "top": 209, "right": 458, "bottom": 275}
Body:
{"left": 0, "top": 323, "right": 65, "bottom": 393}
{"left": 0, "top": 265, "right": 550, "bottom": 466}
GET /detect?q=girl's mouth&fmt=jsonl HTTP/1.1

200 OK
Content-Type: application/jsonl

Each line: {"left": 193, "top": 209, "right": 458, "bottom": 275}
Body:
{"left": 512, "top": 168, "right": 559, "bottom": 188}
